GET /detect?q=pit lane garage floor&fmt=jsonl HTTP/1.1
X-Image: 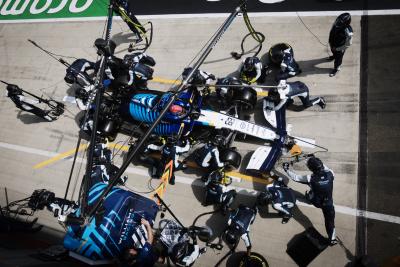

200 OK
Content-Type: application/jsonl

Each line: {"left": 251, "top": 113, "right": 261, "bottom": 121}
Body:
{"left": 0, "top": 13, "right": 393, "bottom": 267}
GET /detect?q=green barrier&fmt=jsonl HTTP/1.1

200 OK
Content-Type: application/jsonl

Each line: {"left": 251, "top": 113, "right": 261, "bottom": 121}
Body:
{"left": 0, "top": 0, "right": 108, "bottom": 21}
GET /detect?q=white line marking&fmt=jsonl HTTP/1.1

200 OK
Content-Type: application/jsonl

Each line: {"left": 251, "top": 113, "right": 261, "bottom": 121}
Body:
{"left": 0, "top": 142, "right": 58, "bottom": 158}
{"left": 0, "top": 141, "right": 399, "bottom": 225}
{"left": 0, "top": 9, "right": 400, "bottom": 24}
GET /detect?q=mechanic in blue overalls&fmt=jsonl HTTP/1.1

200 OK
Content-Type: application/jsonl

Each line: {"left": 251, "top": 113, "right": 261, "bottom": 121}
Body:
{"left": 283, "top": 156, "right": 337, "bottom": 246}
{"left": 123, "top": 52, "right": 155, "bottom": 89}
{"left": 239, "top": 56, "right": 265, "bottom": 84}
{"left": 224, "top": 205, "right": 258, "bottom": 256}
{"left": 91, "top": 143, "right": 128, "bottom": 185}
{"left": 328, "top": 13, "right": 353, "bottom": 77}
{"left": 258, "top": 178, "right": 296, "bottom": 224}
{"left": 33, "top": 143, "right": 160, "bottom": 265}
{"left": 148, "top": 136, "right": 190, "bottom": 185}
{"left": 269, "top": 80, "right": 326, "bottom": 111}
{"left": 276, "top": 46, "right": 302, "bottom": 81}
{"left": 196, "top": 135, "right": 225, "bottom": 172}
{"left": 202, "top": 169, "right": 237, "bottom": 214}
{"left": 64, "top": 58, "right": 95, "bottom": 110}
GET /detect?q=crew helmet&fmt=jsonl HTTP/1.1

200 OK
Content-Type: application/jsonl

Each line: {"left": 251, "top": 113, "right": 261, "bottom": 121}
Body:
{"left": 225, "top": 227, "right": 240, "bottom": 245}
{"left": 306, "top": 157, "right": 324, "bottom": 173}
{"left": 170, "top": 242, "right": 189, "bottom": 263}
{"left": 182, "top": 67, "right": 205, "bottom": 85}
{"left": 243, "top": 57, "right": 259, "bottom": 72}
{"left": 336, "top": 13, "right": 351, "bottom": 27}
{"left": 132, "top": 63, "right": 154, "bottom": 82}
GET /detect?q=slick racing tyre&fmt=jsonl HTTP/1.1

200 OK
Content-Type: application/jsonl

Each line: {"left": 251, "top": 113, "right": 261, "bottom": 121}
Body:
{"left": 269, "top": 43, "right": 292, "bottom": 65}
{"left": 233, "top": 86, "right": 257, "bottom": 111}
{"left": 239, "top": 252, "right": 269, "bottom": 267}
{"left": 220, "top": 148, "right": 242, "bottom": 169}
{"left": 194, "top": 226, "right": 213, "bottom": 243}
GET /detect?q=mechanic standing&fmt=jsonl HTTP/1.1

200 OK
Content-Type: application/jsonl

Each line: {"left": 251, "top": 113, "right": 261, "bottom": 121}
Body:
{"left": 283, "top": 157, "right": 337, "bottom": 245}
{"left": 159, "top": 137, "right": 190, "bottom": 185}
{"left": 195, "top": 135, "right": 225, "bottom": 172}
{"left": 328, "top": 13, "right": 353, "bottom": 77}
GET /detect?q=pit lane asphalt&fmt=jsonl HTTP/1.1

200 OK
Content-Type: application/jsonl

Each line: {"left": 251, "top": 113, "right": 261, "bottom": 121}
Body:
{"left": 0, "top": 11, "right": 389, "bottom": 266}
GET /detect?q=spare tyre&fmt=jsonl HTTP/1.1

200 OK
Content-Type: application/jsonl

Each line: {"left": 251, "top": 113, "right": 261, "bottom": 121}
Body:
{"left": 220, "top": 148, "right": 242, "bottom": 169}
{"left": 239, "top": 252, "right": 269, "bottom": 267}
{"left": 234, "top": 86, "right": 257, "bottom": 111}
{"left": 269, "top": 43, "right": 292, "bottom": 65}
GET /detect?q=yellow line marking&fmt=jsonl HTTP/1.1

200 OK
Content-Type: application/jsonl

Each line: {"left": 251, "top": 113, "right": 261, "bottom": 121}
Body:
{"left": 33, "top": 144, "right": 88, "bottom": 169}
{"left": 151, "top": 77, "right": 181, "bottom": 85}
{"left": 33, "top": 143, "right": 132, "bottom": 169}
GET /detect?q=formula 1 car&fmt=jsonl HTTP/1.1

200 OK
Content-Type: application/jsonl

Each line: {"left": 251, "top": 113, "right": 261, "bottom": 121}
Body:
{"left": 67, "top": 42, "right": 310, "bottom": 176}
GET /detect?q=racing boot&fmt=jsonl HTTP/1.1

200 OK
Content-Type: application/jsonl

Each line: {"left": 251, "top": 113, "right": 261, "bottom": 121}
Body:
{"left": 327, "top": 55, "right": 335, "bottom": 61}
{"left": 317, "top": 97, "right": 326, "bottom": 109}
{"left": 330, "top": 238, "right": 338, "bottom": 246}
{"left": 329, "top": 67, "right": 341, "bottom": 77}
{"left": 175, "top": 161, "right": 188, "bottom": 171}
{"left": 281, "top": 213, "right": 292, "bottom": 224}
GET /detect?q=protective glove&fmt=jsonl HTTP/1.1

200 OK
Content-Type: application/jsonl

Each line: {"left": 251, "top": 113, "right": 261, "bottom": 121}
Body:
{"left": 282, "top": 162, "right": 290, "bottom": 172}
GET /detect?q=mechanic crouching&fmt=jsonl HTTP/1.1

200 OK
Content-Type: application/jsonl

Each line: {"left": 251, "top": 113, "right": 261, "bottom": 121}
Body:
{"left": 276, "top": 46, "right": 301, "bottom": 81}
{"left": 257, "top": 177, "right": 296, "bottom": 224}
{"left": 283, "top": 156, "right": 337, "bottom": 245}
{"left": 224, "top": 204, "right": 258, "bottom": 256}
{"left": 268, "top": 80, "right": 326, "bottom": 111}
{"left": 202, "top": 168, "right": 237, "bottom": 214}
{"left": 239, "top": 56, "right": 265, "bottom": 84}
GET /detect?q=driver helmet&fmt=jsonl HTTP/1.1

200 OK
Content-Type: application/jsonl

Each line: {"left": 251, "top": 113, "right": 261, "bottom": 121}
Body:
{"left": 169, "top": 104, "right": 184, "bottom": 115}
{"left": 306, "top": 156, "right": 324, "bottom": 173}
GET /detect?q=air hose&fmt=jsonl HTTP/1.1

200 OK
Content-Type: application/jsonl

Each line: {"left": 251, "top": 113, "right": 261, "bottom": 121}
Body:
{"left": 231, "top": 10, "right": 266, "bottom": 60}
